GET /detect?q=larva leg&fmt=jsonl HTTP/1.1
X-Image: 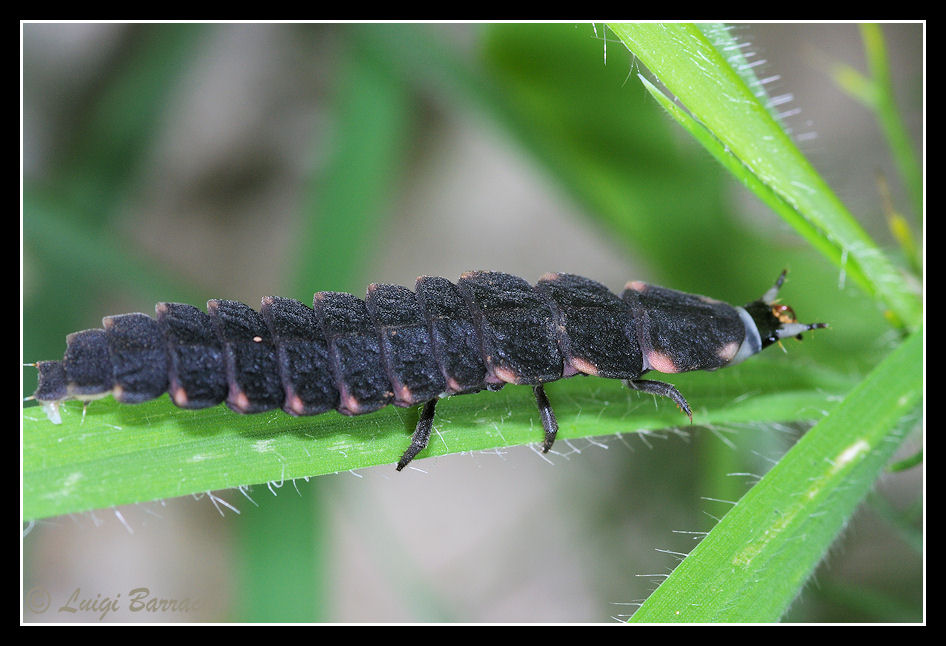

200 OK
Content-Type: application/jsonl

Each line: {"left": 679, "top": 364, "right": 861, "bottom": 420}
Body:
{"left": 533, "top": 384, "right": 558, "bottom": 453}
{"left": 396, "top": 399, "right": 438, "bottom": 471}
{"left": 626, "top": 379, "right": 693, "bottom": 422}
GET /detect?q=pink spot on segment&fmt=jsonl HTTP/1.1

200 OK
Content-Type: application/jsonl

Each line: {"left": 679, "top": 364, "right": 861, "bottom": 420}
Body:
{"left": 646, "top": 350, "right": 680, "bottom": 374}
{"left": 286, "top": 392, "right": 306, "bottom": 416}
{"left": 395, "top": 383, "right": 413, "bottom": 405}
{"left": 230, "top": 390, "right": 252, "bottom": 413}
{"left": 171, "top": 386, "right": 189, "bottom": 407}
{"left": 492, "top": 366, "right": 520, "bottom": 384}
{"left": 340, "top": 393, "right": 361, "bottom": 416}
{"left": 717, "top": 341, "right": 740, "bottom": 362}
{"left": 569, "top": 356, "right": 599, "bottom": 376}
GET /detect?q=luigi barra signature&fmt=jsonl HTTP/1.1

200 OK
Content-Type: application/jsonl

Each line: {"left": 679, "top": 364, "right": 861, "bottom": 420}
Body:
{"left": 27, "top": 586, "right": 200, "bottom": 621}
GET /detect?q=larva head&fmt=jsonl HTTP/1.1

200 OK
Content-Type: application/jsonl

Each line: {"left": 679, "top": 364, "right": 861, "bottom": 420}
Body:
{"left": 741, "top": 270, "right": 828, "bottom": 354}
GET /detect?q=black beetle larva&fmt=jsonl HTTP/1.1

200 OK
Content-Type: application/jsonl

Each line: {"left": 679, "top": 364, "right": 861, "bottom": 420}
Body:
{"left": 28, "top": 270, "right": 826, "bottom": 470}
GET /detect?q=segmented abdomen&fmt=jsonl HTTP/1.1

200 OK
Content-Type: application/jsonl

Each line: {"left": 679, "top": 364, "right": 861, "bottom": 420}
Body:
{"left": 33, "top": 271, "right": 686, "bottom": 418}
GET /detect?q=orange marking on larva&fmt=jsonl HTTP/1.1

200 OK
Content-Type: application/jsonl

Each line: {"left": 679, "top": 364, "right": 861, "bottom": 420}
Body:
{"left": 252, "top": 335, "right": 263, "bottom": 343}
{"left": 170, "top": 386, "right": 189, "bottom": 407}
{"left": 446, "top": 377, "right": 464, "bottom": 394}
{"left": 261, "top": 296, "right": 275, "bottom": 307}
{"left": 286, "top": 392, "right": 306, "bottom": 416}
{"left": 395, "top": 383, "right": 413, "bottom": 405}
{"left": 646, "top": 350, "right": 680, "bottom": 374}
{"left": 625, "top": 280, "right": 647, "bottom": 293}
{"left": 492, "top": 366, "right": 520, "bottom": 384}
{"left": 717, "top": 341, "right": 740, "bottom": 362}
{"left": 569, "top": 356, "right": 599, "bottom": 376}
{"left": 539, "top": 272, "right": 561, "bottom": 283}
{"left": 231, "top": 389, "right": 252, "bottom": 413}
{"left": 341, "top": 393, "right": 361, "bottom": 415}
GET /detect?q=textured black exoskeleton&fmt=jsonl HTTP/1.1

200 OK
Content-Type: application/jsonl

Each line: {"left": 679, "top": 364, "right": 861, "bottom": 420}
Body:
{"left": 29, "top": 271, "right": 826, "bottom": 470}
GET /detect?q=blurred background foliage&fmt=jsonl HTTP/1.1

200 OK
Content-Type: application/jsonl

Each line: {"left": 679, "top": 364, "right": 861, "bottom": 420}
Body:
{"left": 22, "top": 23, "right": 922, "bottom": 622}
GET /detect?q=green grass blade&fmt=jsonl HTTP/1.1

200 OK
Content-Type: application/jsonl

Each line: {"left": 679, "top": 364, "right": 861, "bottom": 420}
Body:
{"left": 23, "top": 358, "right": 855, "bottom": 521}
{"left": 814, "top": 25, "right": 923, "bottom": 231}
{"left": 291, "top": 33, "right": 413, "bottom": 297}
{"left": 859, "top": 24, "right": 923, "bottom": 221}
{"left": 629, "top": 329, "right": 922, "bottom": 622}
{"left": 606, "top": 23, "right": 921, "bottom": 330}
{"left": 636, "top": 74, "right": 870, "bottom": 294}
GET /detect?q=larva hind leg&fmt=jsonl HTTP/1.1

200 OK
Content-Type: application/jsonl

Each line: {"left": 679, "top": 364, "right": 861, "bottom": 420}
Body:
{"left": 533, "top": 384, "right": 559, "bottom": 453}
{"left": 625, "top": 379, "right": 693, "bottom": 422}
{"left": 396, "top": 399, "right": 438, "bottom": 471}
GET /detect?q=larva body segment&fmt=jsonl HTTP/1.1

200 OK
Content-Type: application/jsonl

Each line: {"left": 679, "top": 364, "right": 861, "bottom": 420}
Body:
{"left": 63, "top": 329, "right": 112, "bottom": 398}
{"left": 29, "top": 270, "right": 826, "bottom": 470}
{"left": 314, "top": 291, "right": 393, "bottom": 416}
{"left": 259, "top": 296, "right": 338, "bottom": 417}
{"left": 458, "top": 271, "right": 564, "bottom": 386}
{"left": 366, "top": 283, "right": 446, "bottom": 407}
{"left": 414, "top": 276, "right": 487, "bottom": 395}
{"left": 208, "top": 299, "right": 284, "bottom": 414}
{"left": 624, "top": 282, "right": 746, "bottom": 373}
{"left": 536, "top": 272, "right": 643, "bottom": 379}
{"left": 103, "top": 313, "right": 169, "bottom": 404}
{"left": 157, "top": 302, "right": 227, "bottom": 410}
